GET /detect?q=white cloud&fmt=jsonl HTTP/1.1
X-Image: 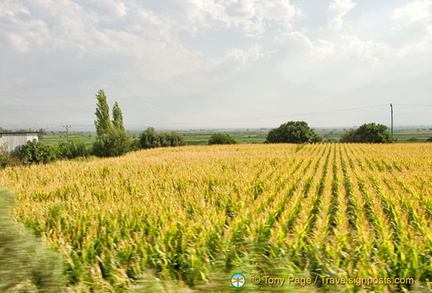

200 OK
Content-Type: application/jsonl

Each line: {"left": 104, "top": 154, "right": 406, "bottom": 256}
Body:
{"left": 0, "top": 0, "right": 99, "bottom": 53}
{"left": 219, "top": 0, "right": 302, "bottom": 37}
{"left": 258, "top": 0, "right": 301, "bottom": 24}
{"left": 163, "top": 0, "right": 229, "bottom": 34}
{"left": 390, "top": 1, "right": 432, "bottom": 56}
{"left": 339, "top": 34, "right": 391, "bottom": 63}
{"left": 275, "top": 31, "right": 335, "bottom": 60}
{"left": 8, "top": 34, "right": 29, "bottom": 53}
{"left": 315, "top": 39, "right": 335, "bottom": 57}
{"left": 392, "top": 0, "right": 432, "bottom": 26}
{"left": 0, "top": 1, "right": 29, "bottom": 17}
{"left": 88, "top": 0, "right": 128, "bottom": 20}
{"left": 276, "top": 31, "right": 313, "bottom": 49}
{"left": 226, "top": 44, "right": 264, "bottom": 65}
{"left": 328, "top": 0, "right": 356, "bottom": 31}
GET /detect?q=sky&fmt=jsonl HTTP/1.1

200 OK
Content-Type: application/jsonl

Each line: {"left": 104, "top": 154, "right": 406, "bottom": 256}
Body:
{"left": 0, "top": 0, "right": 431, "bottom": 131}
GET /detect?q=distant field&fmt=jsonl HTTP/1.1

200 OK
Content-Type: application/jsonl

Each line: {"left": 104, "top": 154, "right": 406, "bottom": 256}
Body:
{"left": 180, "top": 129, "right": 269, "bottom": 145}
{"left": 1, "top": 143, "right": 431, "bottom": 292}
{"left": 392, "top": 129, "right": 432, "bottom": 141}
{"left": 41, "top": 132, "right": 97, "bottom": 145}
{"left": 39, "top": 129, "right": 270, "bottom": 146}
{"left": 39, "top": 127, "right": 432, "bottom": 146}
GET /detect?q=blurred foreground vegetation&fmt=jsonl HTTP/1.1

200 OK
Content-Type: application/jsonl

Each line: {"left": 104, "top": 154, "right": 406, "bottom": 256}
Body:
{"left": 0, "top": 190, "right": 65, "bottom": 292}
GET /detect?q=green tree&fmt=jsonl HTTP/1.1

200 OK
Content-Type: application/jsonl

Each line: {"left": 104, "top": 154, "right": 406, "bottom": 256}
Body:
{"left": 266, "top": 121, "right": 322, "bottom": 143}
{"left": 340, "top": 123, "right": 393, "bottom": 143}
{"left": 93, "top": 90, "right": 131, "bottom": 157}
{"left": 94, "top": 89, "right": 112, "bottom": 136}
{"left": 16, "top": 140, "right": 57, "bottom": 165}
{"left": 112, "top": 101, "right": 125, "bottom": 132}
{"left": 161, "top": 132, "right": 186, "bottom": 147}
{"left": 139, "top": 127, "right": 162, "bottom": 149}
{"left": 208, "top": 133, "right": 236, "bottom": 145}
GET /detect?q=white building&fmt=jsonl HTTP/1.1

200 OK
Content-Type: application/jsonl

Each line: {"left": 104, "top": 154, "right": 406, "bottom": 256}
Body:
{"left": 0, "top": 132, "right": 39, "bottom": 153}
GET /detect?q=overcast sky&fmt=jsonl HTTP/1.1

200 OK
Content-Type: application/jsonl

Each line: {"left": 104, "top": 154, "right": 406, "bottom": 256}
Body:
{"left": 1, "top": 0, "right": 431, "bottom": 130}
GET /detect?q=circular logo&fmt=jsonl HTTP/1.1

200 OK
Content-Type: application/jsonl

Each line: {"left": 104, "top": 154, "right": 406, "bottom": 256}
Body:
{"left": 231, "top": 273, "right": 246, "bottom": 288}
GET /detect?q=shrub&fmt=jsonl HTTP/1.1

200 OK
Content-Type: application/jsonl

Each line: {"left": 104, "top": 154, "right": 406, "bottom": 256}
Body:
{"left": 208, "top": 133, "right": 236, "bottom": 145}
{"left": 266, "top": 121, "right": 322, "bottom": 144}
{"left": 92, "top": 129, "right": 131, "bottom": 157}
{"left": 0, "top": 142, "right": 10, "bottom": 168}
{"left": 160, "top": 132, "right": 186, "bottom": 147}
{"left": 139, "top": 128, "right": 186, "bottom": 149}
{"left": 0, "top": 153, "right": 21, "bottom": 169}
{"left": 340, "top": 123, "right": 393, "bottom": 143}
{"left": 0, "top": 190, "right": 65, "bottom": 292}
{"left": 129, "top": 139, "right": 141, "bottom": 151}
{"left": 16, "top": 140, "right": 57, "bottom": 165}
{"left": 139, "top": 127, "right": 161, "bottom": 149}
{"left": 58, "top": 139, "right": 89, "bottom": 159}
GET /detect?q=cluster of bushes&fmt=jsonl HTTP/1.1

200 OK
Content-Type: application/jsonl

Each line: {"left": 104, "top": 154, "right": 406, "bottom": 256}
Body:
{"left": 0, "top": 139, "right": 90, "bottom": 167}
{"left": 0, "top": 128, "right": 187, "bottom": 168}
{"left": 139, "top": 127, "right": 186, "bottom": 149}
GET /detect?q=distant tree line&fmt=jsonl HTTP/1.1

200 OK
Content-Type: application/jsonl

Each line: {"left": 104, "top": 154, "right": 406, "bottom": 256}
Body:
{"left": 264, "top": 121, "right": 396, "bottom": 144}
{"left": 203, "top": 122, "right": 394, "bottom": 145}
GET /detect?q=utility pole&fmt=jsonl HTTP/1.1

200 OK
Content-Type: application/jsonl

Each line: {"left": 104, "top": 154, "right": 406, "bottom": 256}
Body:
{"left": 63, "top": 125, "right": 71, "bottom": 140}
{"left": 390, "top": 104, "right": 393, "bottom": 139}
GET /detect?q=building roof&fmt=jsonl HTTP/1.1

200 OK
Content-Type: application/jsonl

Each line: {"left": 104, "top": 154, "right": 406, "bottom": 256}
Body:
{"left": 0, "top": 132, "right": 40, "bottom": 135}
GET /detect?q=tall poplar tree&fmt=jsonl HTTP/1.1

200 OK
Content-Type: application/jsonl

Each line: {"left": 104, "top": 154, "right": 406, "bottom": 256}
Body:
{"left": 94, "top": 90, "right": 112, "bottom": 136}
{"left": 93, "top": 90, "right": 130, "bottom": 157}
{"left": 112, "top": 101, "right": 125, "bottom": 132}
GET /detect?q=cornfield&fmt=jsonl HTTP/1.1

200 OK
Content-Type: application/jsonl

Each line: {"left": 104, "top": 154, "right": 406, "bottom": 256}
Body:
{"left": 0, "top": 143, "right": 431, "bottom": 292}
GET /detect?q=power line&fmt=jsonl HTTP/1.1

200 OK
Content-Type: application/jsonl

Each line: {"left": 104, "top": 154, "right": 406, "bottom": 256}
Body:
{"left": 392, "top": 104, "right": 432, "bottom": 107}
